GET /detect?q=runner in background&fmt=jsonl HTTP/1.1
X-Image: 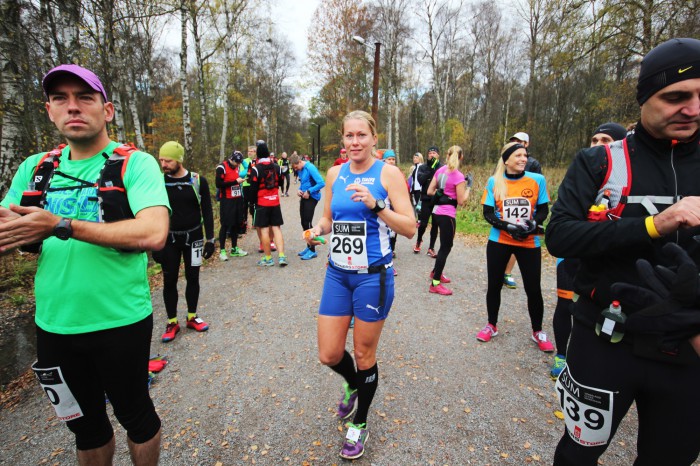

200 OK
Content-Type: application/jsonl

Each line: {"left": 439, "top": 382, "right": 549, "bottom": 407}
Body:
{"left": 426, "top": 146, "right": 471, "bottom": 295}
{"left": 215, "top": 150, "right": 248, "bottom": 261}
{"left": 278, "top": 152, "right": 291, "bottom": 197}
{"left": 382, "top": 150, "right": 399, "bottom": 276}
{"left": 333, "top": 148, "right": 349, "bottom": 166}
{"left": 478, "top": 142, "right": 552, "bottom": 352}
{"left": 291, "top": 153, "right": 325, "bottom": 260}
{"left": 304, "top": 110, "right": 415, "bottom": 460}
{"left": 157, "top": 141, "right": 214, "bottom": 342}
{"left": 503, "top": 132, "right": 542, "bottom": 289}
{"left": 407, "top": 152, "right": 424, "bottom": 220}
{"left": 414, "top": 146, "right": 442, "bottom": 257}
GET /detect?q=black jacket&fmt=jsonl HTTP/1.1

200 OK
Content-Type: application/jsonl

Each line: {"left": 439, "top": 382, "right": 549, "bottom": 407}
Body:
{"left": 416, "top": 157, "right": 442, "bottom": 199}
{"left": 546, "top": 123, "right": 700, "bottom": 320}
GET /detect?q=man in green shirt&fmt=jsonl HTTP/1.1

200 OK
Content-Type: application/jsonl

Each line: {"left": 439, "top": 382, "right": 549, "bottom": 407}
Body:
{"left": 0, "top": 64, "right": 169, "bottom": 466}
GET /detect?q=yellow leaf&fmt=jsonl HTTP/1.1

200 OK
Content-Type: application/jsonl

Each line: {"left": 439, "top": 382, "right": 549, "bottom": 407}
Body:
{"left": 501, "top": 452, "right": 509, "bottom": 458}
{"left": 524, "top": 441, "right": 531, "bottom": 449}
{"left": 554, "top": 410, "right": 565, "bottom": 419}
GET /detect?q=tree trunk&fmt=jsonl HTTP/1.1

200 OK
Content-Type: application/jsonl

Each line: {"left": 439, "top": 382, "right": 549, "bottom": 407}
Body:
{"left": 190, "top": 1, "right": 209, "bottom": 155}
{"left": 0, "top": 0, "right": 25, "bottom": 196}
{"left": 127, "top": 82, "right": 145, "bottom": 149}
{"left": 180, "top": 1, "right": 193, "bottom": 158}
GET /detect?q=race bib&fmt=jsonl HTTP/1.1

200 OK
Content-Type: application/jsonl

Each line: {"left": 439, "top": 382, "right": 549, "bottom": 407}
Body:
{"left": 555, "top": 366, "right": 613, "bottom": 447}
{"left": 330, "top": 221, "right": 368, "bottom": 270}
{"left": 191, "top": 239, "right": 203, "bottom": 266}
{"left": 502, "top": 197, "right": 532, "bottom": 225}
{"left": 230, "top": 185, "right": 242, "bottom": 198}
{"left": 32, "top": 363, "right": 83, "bottom": 421}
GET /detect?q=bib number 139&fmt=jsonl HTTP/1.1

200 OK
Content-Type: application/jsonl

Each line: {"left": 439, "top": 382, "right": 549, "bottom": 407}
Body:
{"left": 554, "top": 366, "right": 613, "bottom": 447}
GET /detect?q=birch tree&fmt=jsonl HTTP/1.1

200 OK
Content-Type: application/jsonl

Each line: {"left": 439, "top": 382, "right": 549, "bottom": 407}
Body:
{"left": 0, "top": 0, "right": 24, "bottom": 196}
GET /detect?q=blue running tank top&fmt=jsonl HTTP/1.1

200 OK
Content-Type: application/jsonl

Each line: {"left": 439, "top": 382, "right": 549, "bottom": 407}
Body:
{"left": 329, "top": 160, "right": 391, "bottom": 271}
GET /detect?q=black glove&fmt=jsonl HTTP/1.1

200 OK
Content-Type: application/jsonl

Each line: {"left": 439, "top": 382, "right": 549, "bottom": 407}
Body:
{"left": 521, "top": 219, "right": 538, "bottom": 235}
{"left": 151, "top": 249, "right": 164, "bottom": 264}
{"left": 203, "top": 241, "right": 215, "bottom": 259}
{"left": 506, "top": 223, "right": 526, "bottom": 241}
{"left": 611, "top": 243, "right": 700, "bottom": 347}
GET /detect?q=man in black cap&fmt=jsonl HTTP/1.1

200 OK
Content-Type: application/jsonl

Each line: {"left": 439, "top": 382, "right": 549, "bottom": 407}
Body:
{"left": 546, "top": 38, "right": 700, "bottom": 465}
{"left": 248, "top": 141, "right": 287, "bottom": 266}
{"left": 414, "top": 146, "right": 442, "bottom": 256}
{"left": 589, "top": 122, "right": 627, "bottom": 147}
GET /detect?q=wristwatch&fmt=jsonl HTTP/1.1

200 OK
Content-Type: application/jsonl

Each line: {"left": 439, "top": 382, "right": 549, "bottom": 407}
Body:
{"left": 371, "top": 199, "right": 386, "bottom": 213}
{"left": 54, "top": 218, "right": 73, "bottom": 240}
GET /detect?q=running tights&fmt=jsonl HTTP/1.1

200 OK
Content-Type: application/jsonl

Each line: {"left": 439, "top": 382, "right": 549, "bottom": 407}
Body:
{"left": 431, "top": 214, "right": 456, "bottom": 280}
{"left": 485, "top": 240, "right": 543, "bottom": 331}
{"left": 300, "top": 198, "right": 318, "bottom": 252}
{"left": 161, "top": 232, "right": 201, "bottom": 319}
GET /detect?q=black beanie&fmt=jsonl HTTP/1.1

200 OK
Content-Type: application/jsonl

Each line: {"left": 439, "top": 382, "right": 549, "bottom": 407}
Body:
{"left": 637, "top": 38, "right": 700, "bottom": 105}
{"left": 592, "top": 122, "right": 627, "bottom": 141}
{"left": 256, "top": 142, "right": 270, "bottom": 159}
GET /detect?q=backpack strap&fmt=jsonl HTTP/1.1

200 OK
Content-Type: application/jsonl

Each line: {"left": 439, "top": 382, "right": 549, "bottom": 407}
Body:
{"left": 20, "top": 144, "right": 65, "bottom": 209}
{"left": 96, "top": 144, "right": 136, "bottom": 223}
{"left": 587, "top": 139, "right": 632, "bottom": 222}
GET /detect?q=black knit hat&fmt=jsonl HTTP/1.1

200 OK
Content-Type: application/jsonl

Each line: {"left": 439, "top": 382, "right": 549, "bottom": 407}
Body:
{"left": 427, "top": 146, "right": 439, "bottom": 154}
{"left": 637, "top": 38, "right": 700, "bottom": 105}
{"left": 256, "top": 142, "right": 270, "bottom": 159}
{"left": 592, "top": 122, "right": 627, "bottom": 141}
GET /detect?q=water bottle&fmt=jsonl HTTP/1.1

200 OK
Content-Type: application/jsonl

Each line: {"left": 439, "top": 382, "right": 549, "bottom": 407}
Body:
{"left": 595, "top": 300, "right": 627, "bottom": 343}
{"left": 416, "top": 200, "right": 422, "bottom": 213}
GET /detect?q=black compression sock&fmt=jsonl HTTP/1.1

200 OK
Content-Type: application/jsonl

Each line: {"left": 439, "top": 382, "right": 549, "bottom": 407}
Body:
{"left": 353, "top": 363, "right": 378, "bottom": 426}
{"left": 329, "top": 350, "right": 357, "bottom": 390}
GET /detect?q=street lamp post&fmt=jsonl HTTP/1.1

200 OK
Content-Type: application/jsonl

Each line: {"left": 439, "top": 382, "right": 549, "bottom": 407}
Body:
{"left": 310, "top": 122, "right": 321, "bottom": 166}
{"left": 352, "top": 36, "right": 381, "bottom": 125}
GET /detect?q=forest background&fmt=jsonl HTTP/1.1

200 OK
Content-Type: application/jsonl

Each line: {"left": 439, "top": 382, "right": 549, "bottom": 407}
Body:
{"left": 1, "top": 0, "right": 699, "bottom": 192}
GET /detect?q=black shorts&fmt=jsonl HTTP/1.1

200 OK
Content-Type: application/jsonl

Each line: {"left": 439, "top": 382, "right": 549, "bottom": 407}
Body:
{"left": 34, "top": 315, "right": 161, "bottom": 450}
{"left": 219, "top": 197, "right": 246, "bottom": 227}
{"left": 254, "top": 204, "right": 284, "bottom": 228}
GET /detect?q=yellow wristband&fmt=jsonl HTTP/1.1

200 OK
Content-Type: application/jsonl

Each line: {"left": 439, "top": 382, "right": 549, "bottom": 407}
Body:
{"left": 645, "top": 215, "right": 661, "bottom": 239}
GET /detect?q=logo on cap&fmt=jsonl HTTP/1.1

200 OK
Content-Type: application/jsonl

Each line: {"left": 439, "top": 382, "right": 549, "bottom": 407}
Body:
{"left": 679, "top": 66, "right": 693, "bottom": 74}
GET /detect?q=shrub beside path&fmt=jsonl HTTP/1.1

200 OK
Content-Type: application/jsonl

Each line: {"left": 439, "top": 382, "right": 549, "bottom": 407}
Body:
{"left": 0, "top": 194, "right": 670, "bottom": 465}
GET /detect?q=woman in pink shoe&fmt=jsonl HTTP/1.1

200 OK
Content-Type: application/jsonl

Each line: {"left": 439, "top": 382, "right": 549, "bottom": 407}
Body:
{"left": 426, "top": 145, "right": 471, "bottom": 295}
{"left": 478, "top": 142, "right": 553, "bottom": 352}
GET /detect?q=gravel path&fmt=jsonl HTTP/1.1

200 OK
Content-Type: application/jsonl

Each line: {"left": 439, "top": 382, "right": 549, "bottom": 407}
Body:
{"left": 0, "top": 194, "right": 690, "bottom": 465}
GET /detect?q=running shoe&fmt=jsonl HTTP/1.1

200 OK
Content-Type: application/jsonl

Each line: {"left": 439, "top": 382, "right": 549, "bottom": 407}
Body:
{"left": 393, "top": 267, "right": 398, "bottom": 276}
{"left": 258, "top": 243, "right": 264, "bottom": 253}
{"left": 271, "top": 241, "right": 277, "bottom": 251}
{"left": 504, "top": 273, "right": 517, "bottom": 289}
{"left": 476, "top": 323, "right": 498, "bottom": 342}
{"left": 339, "top": 422, "right": 369, "bottom": 460}
{"left": 532, "top": 330, "right": 555, "bottom": 352}
{"left": 278, "top": 255, "right": 289, "bottom": 267}
{"left": 298, "top": 246, "right": 310, "bottom": 256}
{"left": 413, "top": 242, "right": 421, "bottom": 254}
{"left": 429, "top": 283, "right": 452, "bottom": 295}
{"left": 257, "top": 257, "right": 274, "bottom": 266}
{"left": 161, "top": 322, "right": 180, "bottom": 342}
{"left": 426, "top": 248, "right": 437, "bottom": 258}
{"left": 301, "top": 250, "right": 318, "bottom": 260}
{"left": 337, "top": 382, "right": 358, "bottom": 420}
{"left": 219, "top": 250, "right": 228, "bottom": 261}
{"left": 186, "top": 316, "right": 209, "bottom": 332}
{"left": 429, "top": 271, "right": 451, "bottom": 283}
{"left": 230, "top": 247, "right": 248, "bottom": 257}
{"left": 550, "top": 354, "right": 566, "bottom": 379}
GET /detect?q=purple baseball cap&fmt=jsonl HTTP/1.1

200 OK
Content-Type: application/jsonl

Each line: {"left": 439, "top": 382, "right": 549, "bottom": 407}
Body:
{"left": 42, "top": 64, "right": 108, "bottom": 102}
